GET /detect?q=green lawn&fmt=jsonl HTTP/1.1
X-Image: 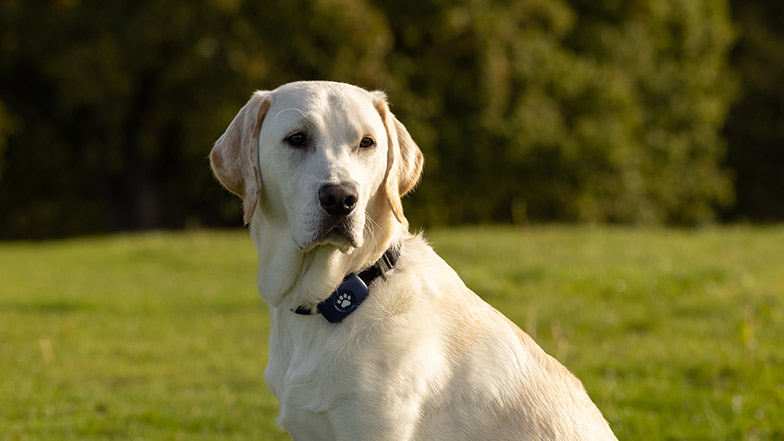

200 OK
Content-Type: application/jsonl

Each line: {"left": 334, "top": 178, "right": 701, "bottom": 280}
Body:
{"left": 1, "top": 226, "right": 782, "bottom": 440}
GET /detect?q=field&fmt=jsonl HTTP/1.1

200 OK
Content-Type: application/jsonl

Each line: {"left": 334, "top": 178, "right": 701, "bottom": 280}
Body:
{"left": 1, "top": 226, "right": 783, "bottom": 440}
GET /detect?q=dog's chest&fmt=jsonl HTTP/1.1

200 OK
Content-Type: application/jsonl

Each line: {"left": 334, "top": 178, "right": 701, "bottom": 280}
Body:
{"left": 278, "top": 405, "right": 334, "bottom": 441}
{"left": 265, "top": 319, "right": 361, "bottom": 440}
{"left": 265, "top": 315, "right": 352, "bottom": 400}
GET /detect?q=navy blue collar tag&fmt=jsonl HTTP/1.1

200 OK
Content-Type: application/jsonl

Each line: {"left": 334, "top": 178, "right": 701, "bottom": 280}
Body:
{"left": 292, "top": 246, "right": 400, "bottom": 323}
{"left": 317, "top": 274, "right": 369, "bottom": 323}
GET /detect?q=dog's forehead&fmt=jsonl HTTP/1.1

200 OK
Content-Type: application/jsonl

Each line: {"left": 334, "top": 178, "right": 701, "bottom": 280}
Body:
{"left": 268, "top": 82, "right": 382, "bottom": 129}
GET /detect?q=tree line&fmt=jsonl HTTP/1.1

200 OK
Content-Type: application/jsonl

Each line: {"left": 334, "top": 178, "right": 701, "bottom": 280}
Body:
{"left": 0, "top": 0, "right": 781, "bottom": 239}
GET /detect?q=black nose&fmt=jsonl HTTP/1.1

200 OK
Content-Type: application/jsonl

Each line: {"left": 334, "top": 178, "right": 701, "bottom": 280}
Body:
{"left": 318, "top": 183, "right": 358, "bottom": 218}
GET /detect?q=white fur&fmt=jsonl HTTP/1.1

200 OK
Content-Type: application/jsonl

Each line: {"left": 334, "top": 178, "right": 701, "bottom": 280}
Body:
{"left": 210, "top": 81, "right": 617, "bottom": 440}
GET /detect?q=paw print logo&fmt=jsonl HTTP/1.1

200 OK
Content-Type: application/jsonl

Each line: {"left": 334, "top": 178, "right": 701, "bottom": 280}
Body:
{"left": 337, "top": 292, "right": 353, "bottom": 309}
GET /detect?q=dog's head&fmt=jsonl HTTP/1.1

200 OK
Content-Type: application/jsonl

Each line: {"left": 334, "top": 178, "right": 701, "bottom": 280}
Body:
{"left": 210, "top": 81, "right": 423, "bottom": 253}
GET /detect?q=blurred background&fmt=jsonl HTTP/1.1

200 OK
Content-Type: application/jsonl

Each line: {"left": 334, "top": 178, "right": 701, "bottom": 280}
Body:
{"left": 0, "top": 0, "right": 781, "bottom": 240}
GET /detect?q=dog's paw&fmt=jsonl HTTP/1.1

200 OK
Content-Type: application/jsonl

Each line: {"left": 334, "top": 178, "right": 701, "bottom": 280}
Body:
{"left": 337, "top": 293, "right": 352, "bottom": 308}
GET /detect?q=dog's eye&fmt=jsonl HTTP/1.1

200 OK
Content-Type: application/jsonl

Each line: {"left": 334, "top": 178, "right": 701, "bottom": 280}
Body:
{"left": 359, "top": 137, "right": 375, "bottom": 149}
{"left": 285, "top": 132, "right": 307, "bottom": 148}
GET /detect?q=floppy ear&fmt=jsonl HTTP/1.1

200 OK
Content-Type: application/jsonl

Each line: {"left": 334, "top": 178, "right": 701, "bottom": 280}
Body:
{"left": 374, "top": 93, "right": 424, "bottom": 224}
{"left": 210, "top": 91, "right": 271, "bottom": 224}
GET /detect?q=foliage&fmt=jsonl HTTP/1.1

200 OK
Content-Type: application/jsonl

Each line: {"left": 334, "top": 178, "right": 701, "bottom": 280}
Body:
{"left": 0, "top": 0, "right": 392, "bottom": 238}
{"left": 0, "top": 0, "right": 769, "bottom": 238}
{"left": 381, "top": 0, "right": 736, "bottom": 225}
{"left": 0, "top": 99, "right": 13, "bottom": 181}
{"left": 1, "top": 227, "right": 783, "bottom": 439}
{"left": 724, "top": 0, "right": 784, "bottom": 221}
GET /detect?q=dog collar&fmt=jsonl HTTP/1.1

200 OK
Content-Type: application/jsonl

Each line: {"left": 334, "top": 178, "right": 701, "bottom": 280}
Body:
{"left": 292, "top": 246, "right": 400, "bottom": 323}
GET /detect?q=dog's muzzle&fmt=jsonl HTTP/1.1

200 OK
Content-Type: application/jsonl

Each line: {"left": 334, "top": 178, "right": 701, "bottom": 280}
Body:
{"left": 313, "top": 182, "right": 361, "bottom": 249}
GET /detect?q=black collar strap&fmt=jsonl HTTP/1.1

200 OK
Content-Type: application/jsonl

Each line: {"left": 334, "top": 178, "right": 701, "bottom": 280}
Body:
{"left": 293, "top": 246, "right": 400, "bottom": 323}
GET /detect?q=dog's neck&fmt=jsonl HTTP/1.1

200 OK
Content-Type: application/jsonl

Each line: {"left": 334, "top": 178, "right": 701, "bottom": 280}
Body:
{"left": 248, "top": 207, "right": 404, "bottom": 311}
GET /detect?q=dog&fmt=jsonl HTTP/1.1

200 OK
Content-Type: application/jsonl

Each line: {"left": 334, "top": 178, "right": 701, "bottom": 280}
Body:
{"left": 210, "top": 81, "right": 617, "bottom": 440}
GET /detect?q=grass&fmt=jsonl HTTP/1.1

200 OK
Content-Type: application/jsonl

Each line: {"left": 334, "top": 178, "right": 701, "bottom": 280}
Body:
{"left": 1, "top": 226, "right": 782, "bottom": 440}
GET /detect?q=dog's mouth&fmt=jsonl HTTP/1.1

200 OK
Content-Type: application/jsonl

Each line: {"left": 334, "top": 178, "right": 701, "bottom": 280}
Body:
{"left": 323, "top": 217, "right": 360, "bottom": 246}
{"left": 298, "top": 218, "right": 360, "bottom": 253}
{"left": 323, "top": 226, "right": 358, "bottom": 249}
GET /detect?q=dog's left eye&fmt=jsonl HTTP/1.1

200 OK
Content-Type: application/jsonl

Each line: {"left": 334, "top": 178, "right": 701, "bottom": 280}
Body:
{"left": 285, "top": 132, "right": 307, "bottom": 148}
{"left": 359, "top": 137, "right": 375, "bottom": 148}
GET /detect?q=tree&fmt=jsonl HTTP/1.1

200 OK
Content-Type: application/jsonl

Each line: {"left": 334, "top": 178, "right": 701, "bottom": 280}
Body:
{"left": 0, "top": 0, "right": 393, "bottom": 238}
{"left": 0, "top": 0, "right": 740, "bottom": 238}
{"left": 0, "top": 100, "right": 13, "bottom": 182}
{"left": 376, "top": 0, "right": 735, "bottom": 225}
{"left": 725, "top": 0, "right": 784, "bottom": 221}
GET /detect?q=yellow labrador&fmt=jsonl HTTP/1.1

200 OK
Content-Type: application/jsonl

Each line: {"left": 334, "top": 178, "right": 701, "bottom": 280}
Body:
{"left": 210, "top": 81, "right": 617, "bottom": 440}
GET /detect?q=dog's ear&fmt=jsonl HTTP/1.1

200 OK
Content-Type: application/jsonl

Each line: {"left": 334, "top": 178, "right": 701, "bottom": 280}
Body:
{"left": 374, "top": 93, "right": 424, "bottom": 224}
{"left": 210, "top": 91, "right": 271, "bottom": 224}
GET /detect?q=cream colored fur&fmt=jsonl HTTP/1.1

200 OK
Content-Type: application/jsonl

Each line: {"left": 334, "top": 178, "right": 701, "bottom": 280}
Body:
{"left": 210, "top": 81, "right": 617, "bottom": 441}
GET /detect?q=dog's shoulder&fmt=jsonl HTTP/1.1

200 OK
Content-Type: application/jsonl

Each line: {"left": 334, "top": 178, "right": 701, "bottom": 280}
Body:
{"left": 390, "top": 233, "right": 588, "bottom": 389}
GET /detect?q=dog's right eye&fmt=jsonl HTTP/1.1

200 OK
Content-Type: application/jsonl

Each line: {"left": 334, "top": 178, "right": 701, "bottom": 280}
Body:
{"left": 285, "top": 132, "right": 307, "bottom": 148}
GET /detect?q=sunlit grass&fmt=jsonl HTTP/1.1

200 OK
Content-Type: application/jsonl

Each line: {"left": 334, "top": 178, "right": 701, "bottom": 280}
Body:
{"left": 1, "top": 226, "right": 782, "bottom": 440}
